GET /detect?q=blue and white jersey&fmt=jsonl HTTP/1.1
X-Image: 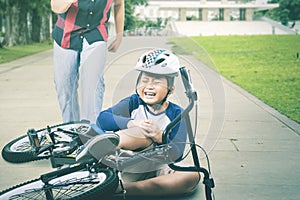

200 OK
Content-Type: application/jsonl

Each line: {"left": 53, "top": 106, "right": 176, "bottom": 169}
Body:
{"left": 97, "top": 94, "right": 187, "bottom": 160}
{"left": 131, "top": 105, "right": 171, "bottom": 133}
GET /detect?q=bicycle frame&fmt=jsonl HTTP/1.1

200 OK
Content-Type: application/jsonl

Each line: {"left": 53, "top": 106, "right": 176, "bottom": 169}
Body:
{"left": 26, "top": 123, "right": 91, "bottom": 168}
{"left": 163, "top": 67, "right": 215, "bottom": 200}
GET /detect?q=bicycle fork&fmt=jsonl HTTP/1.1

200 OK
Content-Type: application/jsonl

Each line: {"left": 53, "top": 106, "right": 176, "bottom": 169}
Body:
{"left": 40, "top": 162, "right": 99, "bottom": 200}
{"left": 40, "top": 164, "right": 86, "bottom": 200}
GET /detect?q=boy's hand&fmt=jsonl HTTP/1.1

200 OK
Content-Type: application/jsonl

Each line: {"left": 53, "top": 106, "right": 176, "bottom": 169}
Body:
{"left": 140, "top": 120, "right": 162, "bottom": 144}
{"left": 127, "top": 120, "right": 162, "bottom": 143}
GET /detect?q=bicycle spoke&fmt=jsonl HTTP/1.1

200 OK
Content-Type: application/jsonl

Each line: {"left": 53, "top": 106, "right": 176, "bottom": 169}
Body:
{"left": 10, "top": 189, "right": 46, "bottom": 200}
{"left": 51, "top": 176, "right": 100, "bottom": 198}
{"left": 5, "top": 181, "right": 47, "bottom": 200}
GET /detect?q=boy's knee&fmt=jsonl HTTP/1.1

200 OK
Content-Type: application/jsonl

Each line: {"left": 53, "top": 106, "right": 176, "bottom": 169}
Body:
{"left": 179, "top": 172, "right": 201, "bottom": 193}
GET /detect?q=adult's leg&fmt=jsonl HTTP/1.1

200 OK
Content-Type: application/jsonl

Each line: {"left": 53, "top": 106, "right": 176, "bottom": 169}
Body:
{"left": 53, "top": 41, "right": 80, "bottom": 122}
{"left": 123, "top": 171, "right": 201, "bottom": 196}
{"left": 80, "top": 39, "right": 107, "bottom": 123}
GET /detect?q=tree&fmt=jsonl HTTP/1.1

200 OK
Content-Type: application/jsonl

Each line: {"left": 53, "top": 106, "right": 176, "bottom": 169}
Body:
{"left": 267, "top": 0, "right": 300, "bottom": 25}
{"left": 30, "top": 0, "right": 51, "bottom": 42}
{"left": 124, "top": 0, "right": 147, "bottom": 31}
{"left": 0, "top": 0, "right": 51, "bottom": 47}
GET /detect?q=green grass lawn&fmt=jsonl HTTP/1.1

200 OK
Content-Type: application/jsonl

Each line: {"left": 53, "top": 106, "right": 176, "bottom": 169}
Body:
{"left": 0, "top": 41, "right": 53, "bottom": 64}
{"left": 170, "top": 35, "right": 300, "bottom": 123}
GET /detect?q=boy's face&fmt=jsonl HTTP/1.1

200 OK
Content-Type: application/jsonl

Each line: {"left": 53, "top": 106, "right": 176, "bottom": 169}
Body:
{"left": 137, "top": 73, "right": 170, "bottom": 105}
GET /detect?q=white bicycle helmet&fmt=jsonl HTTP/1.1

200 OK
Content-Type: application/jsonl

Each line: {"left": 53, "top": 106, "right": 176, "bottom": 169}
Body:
{"left": 135, "top": 49, "right": 180, "bottom": 77}
{"left": 135, "top": 49, "right": 181, "bottom": 110}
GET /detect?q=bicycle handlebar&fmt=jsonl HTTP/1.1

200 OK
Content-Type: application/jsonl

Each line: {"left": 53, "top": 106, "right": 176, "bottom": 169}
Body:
{"left": 162, "top": 66, "right": 196, "bottom": 144}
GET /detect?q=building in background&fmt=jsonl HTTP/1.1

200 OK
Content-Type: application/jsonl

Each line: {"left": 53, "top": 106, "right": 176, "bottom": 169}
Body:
{"left": 134, "top": 0, "right": 279, "bottom": 21}
{"left": 110, "top": 0, "right": 294, "bottom": 37}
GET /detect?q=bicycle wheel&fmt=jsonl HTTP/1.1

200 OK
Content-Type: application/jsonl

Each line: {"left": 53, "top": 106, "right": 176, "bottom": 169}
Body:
{"left": 2, "top": 121, "right": 90, "bottom": 163}
{"left": 0, "top": 168, "right": 119, "bottom": 200}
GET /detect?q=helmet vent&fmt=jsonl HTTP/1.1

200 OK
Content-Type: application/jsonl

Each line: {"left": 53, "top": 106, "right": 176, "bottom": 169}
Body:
{"left": 155, "top": 58, "right": 165, "bottom": 65}
{"left": 142, "top": 55, "right": 147, "bottom": 63}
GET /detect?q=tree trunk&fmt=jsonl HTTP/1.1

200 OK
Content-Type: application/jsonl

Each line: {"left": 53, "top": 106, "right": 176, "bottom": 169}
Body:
{"left": 18, "top": 6, "right": 30, "bottom": 44}
{"left": 0, "top": 15, "right": 3, "bottom": 32}
{"left": 5, "top": 5, "right": 20, "bottom": 47}
{"left": 40, "top": 14, "right": 51, "bottom": 42}
{"left": 31, "top": 8, "right": 41, "bottom": 42}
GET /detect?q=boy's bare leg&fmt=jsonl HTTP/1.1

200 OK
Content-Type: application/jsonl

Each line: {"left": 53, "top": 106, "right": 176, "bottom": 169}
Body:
{"left": 116, "top": 127, "right": 153, "bottom": 150}
{"left": 122, "top": 171, "right": 200, "bottom": 196}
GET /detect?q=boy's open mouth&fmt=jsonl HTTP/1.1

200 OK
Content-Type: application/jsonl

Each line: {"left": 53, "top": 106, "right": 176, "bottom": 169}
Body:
{"left": 144, "top": 92, "right": 156, "bottom": 97}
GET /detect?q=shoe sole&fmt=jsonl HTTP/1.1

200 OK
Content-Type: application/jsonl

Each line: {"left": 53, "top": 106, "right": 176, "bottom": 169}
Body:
{"left": 76, "top": 133, "right": 119, "bottom": 162}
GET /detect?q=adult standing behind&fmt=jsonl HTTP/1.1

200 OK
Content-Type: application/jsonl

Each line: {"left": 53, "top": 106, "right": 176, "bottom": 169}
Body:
{"left": 51, "top": 0, "right": 124, "bottom": 123}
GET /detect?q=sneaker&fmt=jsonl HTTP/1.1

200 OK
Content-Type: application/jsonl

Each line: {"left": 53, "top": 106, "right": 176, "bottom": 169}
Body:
{"left": 78, "top": 124, "right": 105, "bottom": 144}
{"left": 76, "top": 133, "right": 120, "bottom": 163}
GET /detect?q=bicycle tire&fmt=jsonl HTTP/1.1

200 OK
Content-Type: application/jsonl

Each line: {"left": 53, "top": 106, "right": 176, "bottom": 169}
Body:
{"left": 0, "top": 168, "right": 119, "bottom": 200}
{"left": 2, "top": 121, "right": 90, "bottom": 163}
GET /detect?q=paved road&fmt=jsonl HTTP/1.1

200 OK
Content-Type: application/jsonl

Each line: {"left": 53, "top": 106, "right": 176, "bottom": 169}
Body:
{"left": 0, "top": 36, "right": 299, "bottom": 200}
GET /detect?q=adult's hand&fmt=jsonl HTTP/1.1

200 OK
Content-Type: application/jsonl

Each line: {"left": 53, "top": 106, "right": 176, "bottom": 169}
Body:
{"left": 108, "top": 36, "right": 122, "bottom": 52}
{"left": 51, "top": 0, "right": 77, "bottom": 14}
